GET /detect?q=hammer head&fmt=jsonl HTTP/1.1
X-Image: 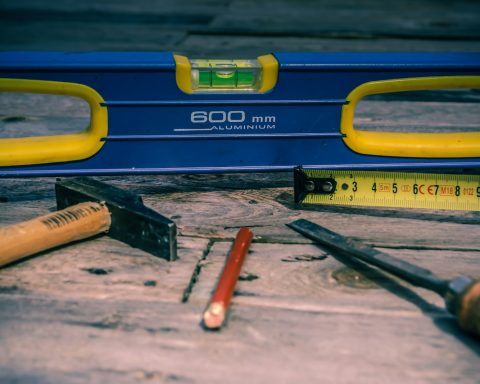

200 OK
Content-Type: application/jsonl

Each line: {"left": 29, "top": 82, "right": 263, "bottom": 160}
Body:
{"left": 55, "top": 177, "right": 177, "bottom": 261}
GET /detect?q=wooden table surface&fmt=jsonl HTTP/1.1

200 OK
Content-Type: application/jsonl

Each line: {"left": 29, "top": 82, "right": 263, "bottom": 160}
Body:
{"left": 1, "top": 1, "right": 480, "bottom": 383}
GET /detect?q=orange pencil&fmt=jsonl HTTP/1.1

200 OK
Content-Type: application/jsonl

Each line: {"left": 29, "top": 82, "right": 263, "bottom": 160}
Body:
{"left": 203, "top": 227, "right": 253, "bottom": 330}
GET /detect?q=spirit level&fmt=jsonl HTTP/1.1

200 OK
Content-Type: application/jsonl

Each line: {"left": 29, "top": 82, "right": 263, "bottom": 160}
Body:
{"left": 0, "top": 52, "right": 480, "bottom": 177}
{"left": 294, "top": 167, "right": 480, "bottom": 211}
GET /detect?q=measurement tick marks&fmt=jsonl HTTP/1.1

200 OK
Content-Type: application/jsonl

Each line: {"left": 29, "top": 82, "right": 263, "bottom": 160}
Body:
{"left": 294, "top": 168, "right": 480, "bottom": 211}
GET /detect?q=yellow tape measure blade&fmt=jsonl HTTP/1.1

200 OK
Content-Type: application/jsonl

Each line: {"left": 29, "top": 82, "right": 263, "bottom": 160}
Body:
{"left": 294, "top": 168, "right": 480, "bottom": 212}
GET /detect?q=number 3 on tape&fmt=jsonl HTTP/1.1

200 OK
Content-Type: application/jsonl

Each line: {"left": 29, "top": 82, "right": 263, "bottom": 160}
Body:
{"left": 294, "top": 167, "right": 480, "bottom": 211}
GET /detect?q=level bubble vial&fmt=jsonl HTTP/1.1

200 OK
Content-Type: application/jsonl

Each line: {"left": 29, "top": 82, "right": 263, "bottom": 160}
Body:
{"left": 174, "top": 54, "right": 278, "bottom": 94}
{"left": 191, "top": 59, "right": 260, "bottom": 91}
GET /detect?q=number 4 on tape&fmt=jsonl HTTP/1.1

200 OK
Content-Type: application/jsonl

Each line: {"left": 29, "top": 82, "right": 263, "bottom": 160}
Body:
{"left": 294, "top": 167, "right": 480, "bottom": 211}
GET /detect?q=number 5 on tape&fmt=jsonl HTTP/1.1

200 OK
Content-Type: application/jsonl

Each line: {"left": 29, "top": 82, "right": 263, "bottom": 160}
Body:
{"left": 294, "top": 168, "right": 480, "bottom": 211}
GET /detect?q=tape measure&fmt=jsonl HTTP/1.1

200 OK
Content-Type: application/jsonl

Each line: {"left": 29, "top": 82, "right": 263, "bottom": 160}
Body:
{"left": 294, "top": 167, "right": 480, "bottom": 211}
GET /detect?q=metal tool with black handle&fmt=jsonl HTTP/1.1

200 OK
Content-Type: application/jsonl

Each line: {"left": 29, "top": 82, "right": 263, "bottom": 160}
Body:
{"left": 287, "top": 219, "right": 480, "bottom": 337}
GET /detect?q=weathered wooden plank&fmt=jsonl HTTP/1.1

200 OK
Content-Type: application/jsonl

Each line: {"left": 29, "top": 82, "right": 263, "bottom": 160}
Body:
{"left": 5, "top": 0, "right": 479, "bottom": 41}
{"left": 3, "top": 0, "right": 480, "bottom": 52}
{"left": 0, "top": 0, "right": 230, "bottom": 14}
{"left": 0, "top": 0, "right": 224, "bottom": 50}
{"left": 0, "top": 174, "right": 291, "bottom": 222}
{"left": 143, "top": 187, "right": 480, "bottom": 249}
{"left": 0, "top": 21, "right": 186, "bottom": 51}
{"left": 178, "top": 35, "right": 480, "bottom": 56}
{"left": 1, "top": 1, "right": 480, "bottom": 382}
{"left": 2, "top": 178, "right": 480, "bottom": 248}
{"left": 0, "top": 295, "right": 478, "bottom": 384}
{"left": 189, "top": 241, "right": 480, "bottom": 316}
{"left": 0, "top": 93, "right": 90, "bottom": 138}
{"left": 209, "top": 0, "right": 480, "bottom": 39}
{"left": 356, "top": 100, "right": 480, "bottom": 133}
{"left": 0, "top": 236, "right": 208, "bottom": 303}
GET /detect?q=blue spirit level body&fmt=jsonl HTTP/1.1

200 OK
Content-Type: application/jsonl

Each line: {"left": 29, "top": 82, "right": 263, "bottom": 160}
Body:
{"left": 0, "top": 52, "right": 479, "bottom": 177}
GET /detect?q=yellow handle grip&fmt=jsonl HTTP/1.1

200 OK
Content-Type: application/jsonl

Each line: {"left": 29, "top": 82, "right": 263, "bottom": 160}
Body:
{"left": 0, "top": 78, "right": 108, "bottom": 166}
{"left": 341, "top": 76, "right": 480, "bottom": 158}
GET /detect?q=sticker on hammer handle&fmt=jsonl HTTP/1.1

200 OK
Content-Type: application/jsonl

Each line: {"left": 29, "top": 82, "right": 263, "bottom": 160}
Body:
{"left": 41, "top": 202, "right": 108, "bottom": 230}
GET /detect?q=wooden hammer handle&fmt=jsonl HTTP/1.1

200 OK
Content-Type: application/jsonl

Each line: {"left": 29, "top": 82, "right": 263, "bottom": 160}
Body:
{"left": 0, "top": 202, "right": 111, "bottom": 268}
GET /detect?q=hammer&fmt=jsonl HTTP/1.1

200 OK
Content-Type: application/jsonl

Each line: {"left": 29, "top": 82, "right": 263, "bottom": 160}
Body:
{"left": 0, "top": 177, "right": 177, "bottom": 267}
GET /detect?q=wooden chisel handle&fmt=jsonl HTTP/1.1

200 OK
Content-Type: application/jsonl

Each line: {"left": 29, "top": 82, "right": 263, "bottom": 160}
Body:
{"left": 0, "top": 202, "right": 111, "bottom": 268}
{"left": 456, "top": 281, "right": 480, "bottom": 336}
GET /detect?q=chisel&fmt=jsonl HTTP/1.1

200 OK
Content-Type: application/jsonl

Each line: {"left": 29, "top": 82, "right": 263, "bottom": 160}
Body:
{"left": 287, "top": 219, "right": 480, "bottom": 336}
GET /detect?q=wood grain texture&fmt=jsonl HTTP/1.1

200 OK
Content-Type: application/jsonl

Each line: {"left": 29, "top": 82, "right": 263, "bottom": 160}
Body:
{"left": 208, "top": 0, "right": 480, "bottom": 39}
{"left": 2, "top": 175, "right": 479, "bottom": 382}
{"left": 0, "top": 236, "right": 208, "bottom": 303}
{"left": 2, "top": 0, "right": 480, "bottom": 51}
{"left": 1, "top": 0, "right": 480, "bottom": 382}
{"left": 178, "top": 35, "right": 480, "bottom": 56}
{"left": 189, "top": 242, "right": 480, "bottom": 314}
{"left": 143, "top": 187, "right": 480, "bottom": 249}
{"left": 0, "top": 295, "right": 479, "bottom": 384}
